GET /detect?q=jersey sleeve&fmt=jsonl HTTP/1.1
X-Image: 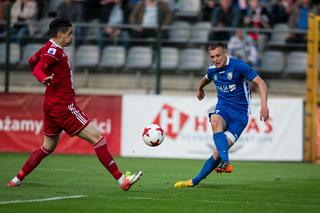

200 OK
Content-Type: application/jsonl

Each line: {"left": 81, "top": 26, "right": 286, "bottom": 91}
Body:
{"left": 32, "top": 47, "right": 60, "bottom": 82}
{"left": 238, "top": 61, "right": 258, "bottom": 81}
{"left": 28, "top": 48, "right": 42, "bottom": 69}
{"left": 206, "top": 68, "right": 213, "bottom": 81}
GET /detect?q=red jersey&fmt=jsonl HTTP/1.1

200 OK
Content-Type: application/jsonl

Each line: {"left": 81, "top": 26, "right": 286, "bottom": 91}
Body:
{"left": 29, "top": 39, "right": 75, "bottom": 107}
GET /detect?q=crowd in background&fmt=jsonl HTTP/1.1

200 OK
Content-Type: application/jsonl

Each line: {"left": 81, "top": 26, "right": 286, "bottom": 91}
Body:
{"left": 0, "top": 0, "right": 318, "bottom": 66}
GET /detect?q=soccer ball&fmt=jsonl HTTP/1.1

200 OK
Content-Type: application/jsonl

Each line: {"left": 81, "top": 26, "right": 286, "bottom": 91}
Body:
{"left": 142, "top": 124, "right": 165, "bottom": 147}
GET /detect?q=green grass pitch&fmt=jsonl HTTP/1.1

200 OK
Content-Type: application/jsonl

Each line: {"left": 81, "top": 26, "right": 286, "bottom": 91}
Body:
{"left": 1, "top": 153, "right": 320, "bottom": 213}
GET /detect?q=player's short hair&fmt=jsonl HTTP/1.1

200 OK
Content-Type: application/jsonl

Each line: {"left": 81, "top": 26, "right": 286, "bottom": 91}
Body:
{"left": 208, "top": 42, "right": 227, "bottom": 51}
{"left": 48, "top": 18, "right": 72, "bottom": 37}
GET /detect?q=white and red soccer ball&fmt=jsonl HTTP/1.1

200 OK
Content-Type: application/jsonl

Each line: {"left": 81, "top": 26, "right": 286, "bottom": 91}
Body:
{"left": 142, "top": 124, "right": 165, "bottom": 147}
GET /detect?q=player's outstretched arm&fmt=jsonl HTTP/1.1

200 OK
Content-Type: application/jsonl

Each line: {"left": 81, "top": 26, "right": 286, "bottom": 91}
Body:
{"left": 197, "top": 75, "right": 211, "bottom": 100}
{"left": 252, "top": 75, "right": 269, "bottom": 121}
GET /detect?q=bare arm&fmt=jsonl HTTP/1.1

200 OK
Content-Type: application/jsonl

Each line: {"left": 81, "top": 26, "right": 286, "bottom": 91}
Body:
{"left": 252, "top": 75, "right": 269, "bottom": 121}
{"left": 197, "top": 75, "right": 211, "bottom": 100}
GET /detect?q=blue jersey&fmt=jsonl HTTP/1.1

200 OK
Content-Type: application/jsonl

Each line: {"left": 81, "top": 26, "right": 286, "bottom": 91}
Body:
{"left": 206, "top": 57, "right": 258, "bottom": 115}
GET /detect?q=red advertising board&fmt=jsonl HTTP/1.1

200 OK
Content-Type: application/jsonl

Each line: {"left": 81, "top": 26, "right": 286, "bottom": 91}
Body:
{"left": 0, "top": 93, "right": 121, "bottom": 155}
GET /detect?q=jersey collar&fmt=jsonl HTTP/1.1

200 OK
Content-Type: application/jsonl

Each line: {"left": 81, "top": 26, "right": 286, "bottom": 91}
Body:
{"left": 49, "top": 39, "right": 63, "bottom": 49}
{"left": 226, "top": 56, "right": 230, "bottom": 66}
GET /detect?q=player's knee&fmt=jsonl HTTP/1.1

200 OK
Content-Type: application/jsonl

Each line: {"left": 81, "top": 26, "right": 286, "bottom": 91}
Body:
{"left": 211, "top": 119, "right": 223, "bottom": 132}
{"left": 42, "top": 143, "right": 56, "bottom": 152}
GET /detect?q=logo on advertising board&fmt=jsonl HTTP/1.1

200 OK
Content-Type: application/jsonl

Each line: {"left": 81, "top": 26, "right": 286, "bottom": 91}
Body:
{"left": 152, "top": 104, "right": 189, "bottom": 139}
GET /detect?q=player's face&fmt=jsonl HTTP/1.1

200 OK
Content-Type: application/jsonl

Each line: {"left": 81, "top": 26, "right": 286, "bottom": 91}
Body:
{"left": 209, "top": 47, "right": 227, "bottom": 68}
{"left": 59, "top": 27, "right": 73, "bottom": 47}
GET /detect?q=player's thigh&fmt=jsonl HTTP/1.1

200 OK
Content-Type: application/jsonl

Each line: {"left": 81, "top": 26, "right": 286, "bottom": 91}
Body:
{"left": 77, "top": 122, "right": 102, "bottom": 145}
{"left": 44, "top": 110, "right": 63, "bottom": 139}
{"left": 225, "top": 119, "right": 247, "bottom": 145}
{"left": 52, "top": 103, "right": 91, "bottom": 137}
{"left": 208, "top": 108, "right": 229, "bottom": 133}
{"left": 42, "top": 134, "right": 60, "bottom": 152}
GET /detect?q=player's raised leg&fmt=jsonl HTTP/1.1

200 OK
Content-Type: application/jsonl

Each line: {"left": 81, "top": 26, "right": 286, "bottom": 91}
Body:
{"left": 7, "top": 135, "right": 59, "bottom": 187}
{"left": 77, "top": 122, "right": 142, "bottom": 191}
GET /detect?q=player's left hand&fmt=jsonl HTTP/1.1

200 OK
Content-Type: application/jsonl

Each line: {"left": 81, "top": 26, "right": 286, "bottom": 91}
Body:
{"left": 260, "top": 106, "right": 269, "bottom": 121}
{"left": 42, "top": 73, "right": 54, "bottom": 86}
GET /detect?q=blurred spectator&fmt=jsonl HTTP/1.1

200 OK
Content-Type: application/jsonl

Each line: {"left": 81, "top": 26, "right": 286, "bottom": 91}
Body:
{"left": 11, "top": 0, "right": 38, "bottom": 46}
{"left": 287, "top": 0, "right": 318, "bottom": 43}
{"left": 208, "top": 0, "right": 241, "bottom": 41}
{"left": 200, "top": 0, "right": 216, "bottom": 21}
{"left": 128, "top": 0, "right": 141, "bottom": 10}
{"left": 35, "top": 0, "right": 48, "bottom": 19}
{"left": 98, "top": 0, "right": 130, "bottom": 48}
{"left": 57, "top": 0, "right": 84, "bottom": 22}
{"left": 57, "top": 0, "right": 84, "bottom": 45}
{"left": 129, "top": 0, "right": 173, "bottom": 39}
{"left": 0, "top": 0, "right": 12, "bottom": 34}
{"left": 227, "top": 29, "right": 258, "bottom": 66}
{"left": 269, "top": 0, "right": 290, "bottom": 25}
{"left": 84, "top": 0, "right": 101, "bottom": 21}
{"left": 242, "top": 0, "right": 271, "bottom": 42}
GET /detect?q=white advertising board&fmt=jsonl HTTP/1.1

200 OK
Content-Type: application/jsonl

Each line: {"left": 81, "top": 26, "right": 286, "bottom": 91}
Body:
{"left": 121, "top": 95, "right": 303, "bottom": 161}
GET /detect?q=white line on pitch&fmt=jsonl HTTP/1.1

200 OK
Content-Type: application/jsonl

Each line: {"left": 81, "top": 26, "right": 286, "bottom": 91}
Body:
{"left": 0, "top": 195, "right": 88, "bottom": 205}
{"left": 97, "top": 196, "right": 320, "bottom": 209}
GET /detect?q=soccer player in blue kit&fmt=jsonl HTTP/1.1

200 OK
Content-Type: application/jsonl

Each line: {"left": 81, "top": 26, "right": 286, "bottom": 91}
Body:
{"left": 174, "top": 42, "right": 269, "bottom": 188}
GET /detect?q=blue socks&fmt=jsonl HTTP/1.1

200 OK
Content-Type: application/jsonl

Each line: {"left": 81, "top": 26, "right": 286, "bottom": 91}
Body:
{"left": 192, "top": 156, "right": 221, "bottom": 185}
{"left": 213, "top": 132, "right": 229, "bottom": 163}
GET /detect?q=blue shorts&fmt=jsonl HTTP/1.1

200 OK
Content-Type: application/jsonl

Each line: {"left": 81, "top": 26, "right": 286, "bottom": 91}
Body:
{"left": 208, "top": 105, "right": 248, "bottom": 142}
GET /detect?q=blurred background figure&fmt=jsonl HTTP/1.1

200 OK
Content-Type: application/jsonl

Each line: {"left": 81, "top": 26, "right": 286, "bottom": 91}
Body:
{"left": 11, "top": 0, "right": 38, "bottom": 46}
{"left": 269, "top": 0, "right": 292, "bottom": 25}
{"left": 208, "top": 0, "right": 241, "bottom": 42}
{"left": 227, "top": 29, "right": 258, "bottom": 66}
{"left": 286, "top": 0, "right": 318, "bottom": 43}
{"left": 98, "top": 0, "right": 130, "bottom": 49}
{"left": 0, "top": 0, "right": 13, "bottom": 34}
{"left": 200, "top": 0, "right": 216, "bottom": 21}
{"left": 129, "top": 0, "right": 173, "bottom": 40}
{"left": 57, "top": 0, "right": 84, "bottom": 46}
{"left": 242, "top": 0, "right": 271, "bottom": 42}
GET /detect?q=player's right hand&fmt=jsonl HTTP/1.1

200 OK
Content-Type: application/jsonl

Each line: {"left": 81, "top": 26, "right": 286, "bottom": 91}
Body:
{"left": 42, "top": 73, "right": 54, "bottom": 86}
{"left": 197, "top": 89, "right": 205, "bottom": 100}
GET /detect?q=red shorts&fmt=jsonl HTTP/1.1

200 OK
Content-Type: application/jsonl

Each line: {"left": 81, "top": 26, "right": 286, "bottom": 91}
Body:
{"left": 44, "top": 102, "right": 90, "bottom": 138}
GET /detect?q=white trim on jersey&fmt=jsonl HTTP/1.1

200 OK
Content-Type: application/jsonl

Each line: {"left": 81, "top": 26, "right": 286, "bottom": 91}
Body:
{"left": 243, "top": 81, "right": 251, "bottom": 116}
{"left": 68, "top": 104, "right": 87, "bottom": 125}
{"left": 49, "top": 39, "right": 63, "bottom": 49}
{"left": 43, "top": 53, "right": 59, "bottom": 61}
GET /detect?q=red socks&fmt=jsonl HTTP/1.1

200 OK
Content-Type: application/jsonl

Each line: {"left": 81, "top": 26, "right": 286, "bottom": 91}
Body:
{"left": 17, "top": 146, "right": 52, "bottom": 181}
{"left": 16, "top": 138, "right": 122, "bottom": 182}
{"left": 94, "top": 137, "right": 122, "bottom": 180}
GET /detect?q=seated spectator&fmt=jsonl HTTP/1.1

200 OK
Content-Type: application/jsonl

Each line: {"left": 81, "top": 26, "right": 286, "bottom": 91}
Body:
{"left": 242, "top": 0, "right": 271, "bottom": 42}
{"left": 227, "top": 29, "right": 258, "bottom": 66}
{"left": 57, "top": 0, "right": 84, "bottom": 45}
{"left": 98, "top": 0, "right": 130, "bottom": 48}
{"left": 286, "top": 0, "right": 318, "bottom": 43}
{"left": 200, "top": 0, "right": 216, "bottom": 21}
{"left": 11, "top": 0, "right": 38, "bottom": 46}
{"left": 57, "top": 0, "right": 83, "bottom": 22}
{"left": 269, "top": 0, "right": 290, "bottom": 25}
{"left": 129, "top": 0, "right": 172, "bottom": 39}
{"left": 0, "top": 0, "right": 12, "bottom": 34}
{"left": 208, "top": 0, "right": 241, "bottom": 42}
{"left": 84, "top": 0, "right": 101, "bottom": 21}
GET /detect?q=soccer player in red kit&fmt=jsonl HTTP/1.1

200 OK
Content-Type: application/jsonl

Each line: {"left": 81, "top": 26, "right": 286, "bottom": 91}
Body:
{"left": 7, "top": 18, "right": 142, "bottom": 191}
